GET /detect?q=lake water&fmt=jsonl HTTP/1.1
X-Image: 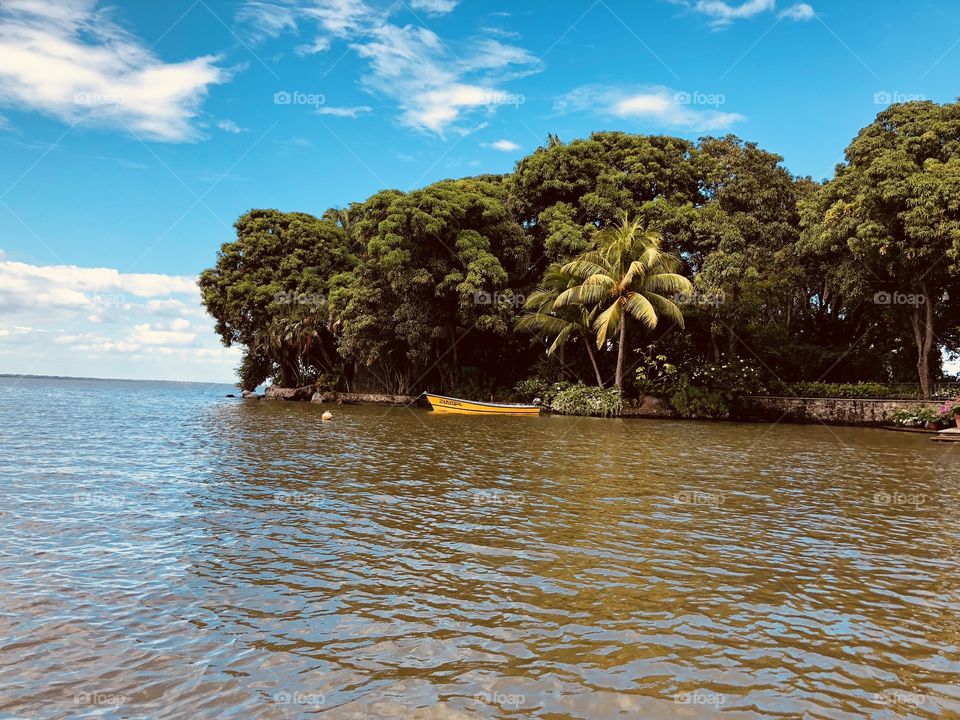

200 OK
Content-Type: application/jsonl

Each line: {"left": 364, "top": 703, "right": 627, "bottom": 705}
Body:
{"left": 2, "top": 376, "right": 959, "bottom": 719}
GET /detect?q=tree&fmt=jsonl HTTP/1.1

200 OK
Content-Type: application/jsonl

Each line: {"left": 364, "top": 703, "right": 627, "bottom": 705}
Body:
{"left": 801, "top": 101, "right": 960, "bottom": 396}
{"left": 199, "top": 209, "right": 354, "bottom": 389}
{"left": 554, "top": 214, "right": 692, "bottom": 389}
{"left": 516, "top": 263, "right": 604, "bottom": 386}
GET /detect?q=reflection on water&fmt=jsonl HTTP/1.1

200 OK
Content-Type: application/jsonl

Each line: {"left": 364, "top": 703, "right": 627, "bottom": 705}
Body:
{"left": 2, "top": 377, "right": 960, "bottom": 718}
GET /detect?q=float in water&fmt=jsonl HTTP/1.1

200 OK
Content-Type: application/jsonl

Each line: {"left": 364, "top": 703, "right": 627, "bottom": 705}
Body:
{"left": 422, "top": 393, "right": 541, "bottom": 416}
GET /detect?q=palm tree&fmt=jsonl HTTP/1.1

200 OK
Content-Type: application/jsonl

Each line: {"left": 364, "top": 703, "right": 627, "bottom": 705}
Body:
{"left": 554, "top": 214, "right": 692, "bottom": 389}
{"left": 516, "top": 264, "right": 605, "bottom": 386}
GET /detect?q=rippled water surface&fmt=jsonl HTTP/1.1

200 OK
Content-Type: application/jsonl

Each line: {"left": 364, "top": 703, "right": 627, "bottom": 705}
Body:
{"left": 2, "top": 376, "right": 960, "bottom": 719}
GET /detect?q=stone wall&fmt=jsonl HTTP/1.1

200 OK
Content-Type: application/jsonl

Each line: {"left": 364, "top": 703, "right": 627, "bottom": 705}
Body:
{"left": 738, "top": 396, "right": 941, "bottom": 426}
{"left": 263, "top": 385, "right": 417, "bottom": 406}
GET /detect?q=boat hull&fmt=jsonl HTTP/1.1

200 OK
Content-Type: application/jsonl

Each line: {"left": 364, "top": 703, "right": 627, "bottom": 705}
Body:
{"left": 423, "top": 393, "right": 540, "bottom": 416}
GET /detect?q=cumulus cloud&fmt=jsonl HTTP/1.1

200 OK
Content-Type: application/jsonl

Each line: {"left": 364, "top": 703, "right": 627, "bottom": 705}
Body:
{"left": 482, "top": 139, "right": 520, "bottom": 151}
{"left": 0, "top": 255, "right": 239, "bottom": 381}
{"left": 556, "top": 85, "right": 745, "bottom": 132}
{"left": 0, "top": 0, "right": 228, "bottom": 141}
{"left": 237, "top": 0, "right": 537, "bottom": 135}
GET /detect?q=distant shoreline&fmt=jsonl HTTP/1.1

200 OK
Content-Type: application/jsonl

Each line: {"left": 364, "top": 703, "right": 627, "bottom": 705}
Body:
{"left": 0, "top": 373, "right": 234, "bottom": 386}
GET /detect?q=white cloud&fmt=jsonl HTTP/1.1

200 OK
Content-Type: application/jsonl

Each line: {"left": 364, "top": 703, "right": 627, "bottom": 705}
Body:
{"left": 780, "top": 3, "right": 815, "bottom": 20}
{"left": 482, "top": 139, "right": 520, "bottom": 151}
{"left": 556, "top": 85, "right": 745, "bottom": 132}
{"left": 237, "top": 0, "right": 537, "bottom": 135}
{"left": 354, "top": 25, "right": 538, "bottom": 134}
{"left": 315, "top": 105, "right": 372, "bottom": 117}
{"left": 217, "top": 119, "right": 247, "bottom": 133}
{"left": 0, "top": 0, "right": 228, "bottom": 141}
{"left": 0, "top": 255, "right": 239, "bottom": 381}
{"left": 671, "top": 0, "right": 805, "bottom": 26}
{"left": 409, "top": 0, "right": 458, "bottom": 13}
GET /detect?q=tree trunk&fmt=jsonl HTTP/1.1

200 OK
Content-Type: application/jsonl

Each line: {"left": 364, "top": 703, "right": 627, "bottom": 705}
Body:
{"left": 585, "top": 340, "right": 604, "bottom": 387}
{"left": 615, "top": 313, "right": 628, "bottom": 389}
{"left": 911, "top": 286, "right": 937, "bottom": 399}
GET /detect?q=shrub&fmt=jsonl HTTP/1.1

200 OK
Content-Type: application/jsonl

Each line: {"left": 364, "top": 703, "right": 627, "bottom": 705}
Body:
{"left": 892, "top": 406, "right": 940, "bottom": 427}
{"left": 668, "top": 357, "right": 767, "bottom": 419}
{"left": 513, "top": 378, "right": 573, "bottom": 405}
{"left": 550, "top": 385, "right": 623, "bottom": 417}
{"left": 635, "top": 345, "right": 679, "bottom": 399}
{"left": 780, "top": 382, "right": 893, "bottom": 399}
{"left": 670, "top": 383, "right": 731, "bottom": 419}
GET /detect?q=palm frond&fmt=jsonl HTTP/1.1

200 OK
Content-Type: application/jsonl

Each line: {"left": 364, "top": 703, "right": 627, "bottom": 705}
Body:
{"left": 623, "top": 292, "right": 658, "bottom": 329}
{"left": 592, "top": 301, "right": 622, "bottom": 348}
{"left": 642, "top": 272, "right": 692, "bottom": 295}
{"left": 645, "top": 291, "right": 686, "bottom": 329}
{"left": 554, "top": 283, "right": 610, "bottom": 308}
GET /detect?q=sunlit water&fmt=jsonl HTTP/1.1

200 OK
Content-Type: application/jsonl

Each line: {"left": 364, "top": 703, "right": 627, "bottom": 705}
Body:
{"left": 1, "top": 376, "right": 959, "bottom": 719}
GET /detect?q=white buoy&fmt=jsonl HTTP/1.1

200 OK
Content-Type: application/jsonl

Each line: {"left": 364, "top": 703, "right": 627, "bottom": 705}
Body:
{"left": 322, "top": 411, "right": 333, "bottom": 421}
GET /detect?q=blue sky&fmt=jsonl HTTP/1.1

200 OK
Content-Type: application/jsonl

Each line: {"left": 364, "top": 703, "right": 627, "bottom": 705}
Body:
{"left": 0, "top": 0, "right": 958, "bottom": 381}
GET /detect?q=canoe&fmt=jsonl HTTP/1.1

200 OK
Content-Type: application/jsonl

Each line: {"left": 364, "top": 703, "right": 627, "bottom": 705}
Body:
{"left": 422, "top": 392, "right": 541, "bottom": 416}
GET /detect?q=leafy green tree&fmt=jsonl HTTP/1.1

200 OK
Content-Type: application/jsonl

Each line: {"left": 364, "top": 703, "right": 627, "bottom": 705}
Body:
{"left": 199, "top": 209, "right": 354, "bottom": 388}
{"left": 555, "top": 214, "right": 692, "bottom": 389}
{"left": 330, "top": 177, "right": 533, "bottom": 393}
{"left": 801, "top": 101, "right": 960, "bottom": 396}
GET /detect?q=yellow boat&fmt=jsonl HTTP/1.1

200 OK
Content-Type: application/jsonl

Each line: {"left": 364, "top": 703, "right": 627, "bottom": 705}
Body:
{"left": 423, "top": 392, "right": 541, "bottom": 416}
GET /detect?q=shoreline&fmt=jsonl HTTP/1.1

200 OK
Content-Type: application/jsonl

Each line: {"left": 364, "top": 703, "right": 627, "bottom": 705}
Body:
{"left": 251, "top": 386, "right": 943, "bottom": 427}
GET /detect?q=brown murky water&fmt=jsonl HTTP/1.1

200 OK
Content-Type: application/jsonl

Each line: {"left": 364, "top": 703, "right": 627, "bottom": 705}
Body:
{"left": 2, "top": 377, "right": 960, "bottom": 718}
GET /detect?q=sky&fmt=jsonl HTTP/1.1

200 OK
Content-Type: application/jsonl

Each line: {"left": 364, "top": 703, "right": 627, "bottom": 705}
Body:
{"left": 0, "top": 0, "right": 958, "bottom": 382}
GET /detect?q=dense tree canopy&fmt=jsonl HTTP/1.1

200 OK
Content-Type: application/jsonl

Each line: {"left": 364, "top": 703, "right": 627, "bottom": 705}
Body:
{"left": 201, "top": 102, "right": 960, "bottom": 397}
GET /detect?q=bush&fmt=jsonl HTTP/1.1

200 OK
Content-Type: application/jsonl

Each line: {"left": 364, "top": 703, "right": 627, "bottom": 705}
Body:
{"left": 550, "top": 385, "right": 623, "bottom": 417}
{"left": 513, "top": 378, "right": 573, "bottom": 405}
{"left": 892, "top": 406, "right": 940, "bottom": 427}
{"left": 635, "top": 345, "right": 679, "bottom": 399}
{"left": 670, "top": 383, "right": 731, "bottom": 419}
{"left": 668, "top": 357, "right": 767, "bottom": 419}
{"left": 780, "top": 382, "right": 893, "bottom": 399}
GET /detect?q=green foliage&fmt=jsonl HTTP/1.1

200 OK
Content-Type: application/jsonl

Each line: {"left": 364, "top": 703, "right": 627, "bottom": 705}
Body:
{"left": 687, "top": 357, "right": 767, "bottom": 396}
{"left": 670, "top": 384, "right": 731, "bottom": 419}
{"left": 550, "top": 384, "right": 624, "bottom": 417}
{"left": 669, "top": 357, "right": 766, "bottom": 419}
{"left": 892, "top": 406, "right": 940, "bottom": 427}
{"left": 513, "top": 378, "right": 573, "bottom": 405}
{"left": 635, "top": 345, "right": 678, "bottom": 398}
{"left": 780, "top": 382, "right": 894, "bottom": 399}
{"left": 200, "top": 111, "right": 960, "bottom": 400}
